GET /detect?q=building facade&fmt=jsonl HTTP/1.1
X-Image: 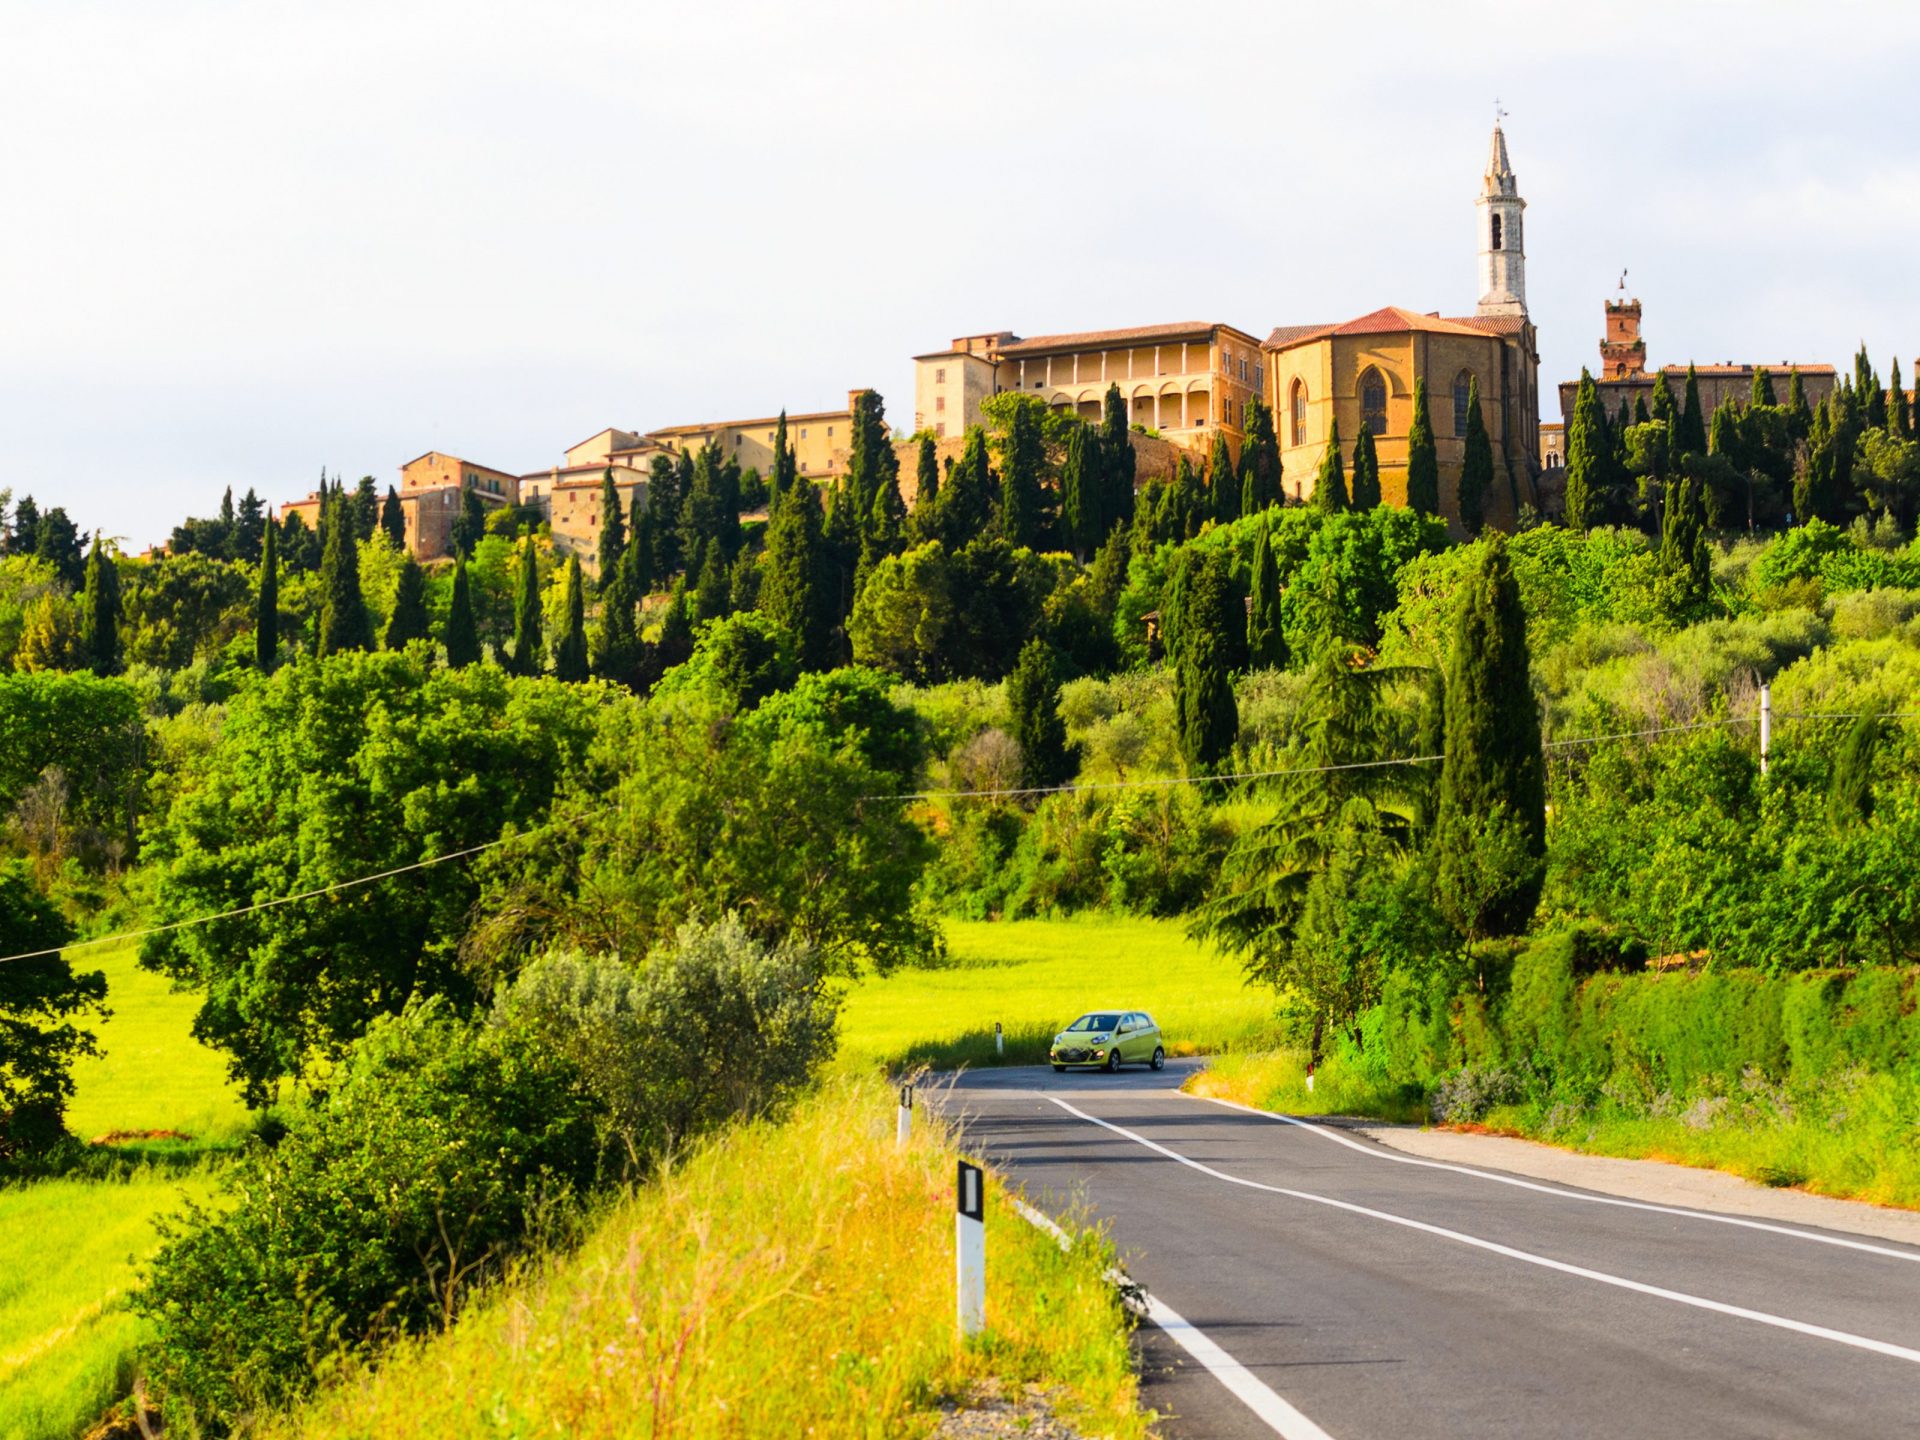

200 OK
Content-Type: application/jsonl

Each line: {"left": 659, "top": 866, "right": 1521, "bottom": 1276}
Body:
{"left": 1260, "top": 124, "right": 1542, "bottom": 527}
{"left": 643, "top": 392, "right": 869, "bottom": 480}
{"left": 396, "top": 452, "right": 522, "bottom": 560}
{"left": 911, "top": 322, "right": 1265, "bottom": 453}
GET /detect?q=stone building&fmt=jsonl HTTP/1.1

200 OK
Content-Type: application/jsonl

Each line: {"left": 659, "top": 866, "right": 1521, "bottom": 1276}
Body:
{"left": 643, "top": 393, "right": 869, "bottom": 480}
{"left": 1260, "top": 123, "right": 1542, "bottom": 526}
{"left": 395, "top": 452, "right": 522, "bottom": 560}
{"left": 911, "top": 322, "right": 1265, "bottom": 453}
{"left": 1556, "top": 294, "right": 1838, "bottom": 431}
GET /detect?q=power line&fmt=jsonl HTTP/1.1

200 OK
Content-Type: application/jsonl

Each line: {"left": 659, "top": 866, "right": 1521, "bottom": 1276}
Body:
{"left": 1543, "top": 717, "right": 1752, "bottom": 750}
{"left": 865, "top": 754, "right": 1447, "bottom": 804}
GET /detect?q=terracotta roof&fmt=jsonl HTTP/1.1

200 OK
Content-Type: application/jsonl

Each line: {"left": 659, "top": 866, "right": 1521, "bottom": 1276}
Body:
{"left": 645, "top": 408, "right": 853, "bottom": 437}
{"left": 995, "top": 321, "right": 1244, "bottom": 356}
{"left": 1658, "top": 363, "right": 1839, "bottom": 377}
{"left": 399, "top": 451, "right": 519, "bottom": 476}
{"left": 1263, "top": 306, "right": 1516, "bottom": 351}
{"left": 522, "top": 463, "right": 651, "bottom": 485}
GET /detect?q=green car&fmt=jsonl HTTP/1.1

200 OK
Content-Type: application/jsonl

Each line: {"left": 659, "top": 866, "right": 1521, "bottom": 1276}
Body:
{"left": 1049, "top": 1010, "right": 1165, "bottom": 1073}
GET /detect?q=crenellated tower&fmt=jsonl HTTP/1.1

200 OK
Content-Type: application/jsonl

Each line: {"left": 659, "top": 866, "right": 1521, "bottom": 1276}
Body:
{"left": 1476, "top": 122, "right": 1527, "bottom": 318}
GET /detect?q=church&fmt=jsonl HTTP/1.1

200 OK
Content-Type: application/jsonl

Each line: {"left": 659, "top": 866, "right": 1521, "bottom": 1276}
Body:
{"left": 1260, "top": 123, "right": 1544, "bottom": 527}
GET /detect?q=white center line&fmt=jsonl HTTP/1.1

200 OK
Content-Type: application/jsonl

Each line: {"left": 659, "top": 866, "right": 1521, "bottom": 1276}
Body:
{"left": 1046, "top": 1095, "right": 1920, "bottom": 1367}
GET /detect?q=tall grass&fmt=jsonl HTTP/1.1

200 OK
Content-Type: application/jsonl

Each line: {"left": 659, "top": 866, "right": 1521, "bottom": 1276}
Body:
{"left": 838, "top": 915, "right": 1279, "bottom": 1070}
{"left": 1187, "top": 1049, "right": 1429, "bottom": 1125}
{"left": 272, "top": 1074, "right": 1150, "bottom": 1439}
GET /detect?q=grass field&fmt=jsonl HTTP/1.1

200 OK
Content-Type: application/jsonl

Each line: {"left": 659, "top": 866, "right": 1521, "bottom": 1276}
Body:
{"left": 273, "top": 1074, "right": 1150, "bottom": 1440}
{"left": 837, "top": 915, "right": 1281, "bottom": 1070}
{"left": 0, "top": 941, "right": 243, "bottom": 1440}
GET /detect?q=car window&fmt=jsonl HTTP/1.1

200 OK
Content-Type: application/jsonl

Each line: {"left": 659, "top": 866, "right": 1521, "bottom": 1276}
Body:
{"left": 1068, "top": 1013, "right": 1121, "bottom": 1033}
{"left": 1116, "top": 1016, "right": 1134, "bottom": 1032}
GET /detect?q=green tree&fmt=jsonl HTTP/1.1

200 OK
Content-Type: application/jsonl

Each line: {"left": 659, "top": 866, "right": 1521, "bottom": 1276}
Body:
{"left": 1246, "top": 519, "right": 1285, "bottom": 669}
{"left": 1786, "top": 368, "right": 1812, "bottom": 437}
{"left": 596, "top": 469, "right": 625, "bottom": 583}
{"left": 1101, "top": 384, "right": 1137, "bottom": 529}
{"left": 845, "top": 390, "right": 897, "bottom": 521}
{"left": 941, "top": 426, "right": 994, "bottom": 544}
{"left": 593, "top": 544, "right": 643, "bottom": 685}
{"left": 648, "top": 454, "right": 684, "bottom": 577}
{"left": 1564, "top": 369, "right": 1603, "bottom": 531}
{"left": 1433, "top": 535, "right": 1545, "bottom": 940}
{"left": 508, "top": 537, "right": 544, "bottom": 675}
{"left": 255, "top": 518, "right": 280, "bottom": 672}
{"left": 1658, "top": 471, "right": 1712, "bottom": 611}
{"left": 235, "top": 488, "right": 267, "bottom": 563}
{"left": 1059, "top": 421, "right": 1100, "bottom": 558}
{"left": 769, "top": 410, "right": 797, "bottom": 513}
{"left": 351, "top": 477, "right": 379, "bottom": 540}
{"left": 380, "top": 486, "right": 406, "bottom": 548}
{"left": 383, "top": 551, "right": 430, "bottom": 650}
{"left": 761, "top": 475, "right": 831, "bottom": 671}
{"left": 1239, "top": 396, "right": 1282, "bottom": 513}
{"left": 1889, "top": 359, "right": 1910, "bottom": 439}
{"left": 553, "top": 555, "right": 589, "bottom": 681}
{"left": 1350, "top": 426, "right": 1381, "bottom": 510}
{"left": 1313, "top": 419, "right": 1348, "bottom": 512}
{"left": 1750, "top": 366, "right": 1777, "bottom": 408}
{"left": 906, "top": 433, "right": 941, "bottom": 545}
{"left": 78, "top": 537, "right": 119, "bottom": 676}
{"left": 679, "top": 445, "right": 727, "bottom": 580}
{"left": 1209, "top": 428, "right": 1241, "bottom": 524}
{"left": 444, "top": 556, "right": 480, "bottom": 668}
{"left": 1458, "top": 374, "right": 1493, "bottom": 535}
{"left": 317, "top": 493, "right": 372, "bottom": 656}
{"left": 1173, "top": 549, "right": 1240, "bottom": 778}
{"left": 1676, "top": 363, "right": 1707, "bottom": 456}
{"left": 450, "top": 479, "right": 485, "bottom": 559}
{"left": 1405, "top": 377, "right": 1440, "bottom": 516}
{"left": 693, "top": 536, "right": 731, "bottom": 624}
{"left": 997, "top": 397, "right": 1044, "bottom": 547}
{"left": 33, "top": 507, "right": 84, "bottom": 588}
{"left": 1006, "top": 637, "right": 1076, "bottom": 792}
{"left": 862, "top": 452, "right": 906, "bottom": 577}
{"left": 0, "top": 862, "right": 104, "bottom": 1153}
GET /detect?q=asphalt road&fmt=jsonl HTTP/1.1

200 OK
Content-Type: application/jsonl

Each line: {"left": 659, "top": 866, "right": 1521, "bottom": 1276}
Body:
{"left": 939, "top": 1062, "right": 1920, "bottom": 1440}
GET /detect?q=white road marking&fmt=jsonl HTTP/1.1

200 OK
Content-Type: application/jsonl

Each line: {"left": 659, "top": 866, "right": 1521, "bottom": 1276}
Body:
{"left": 1010, "top": 1195, "right": 1337, "bottom": 1440}
{"left": 1045, "top": 1095, "right": 1920, "bottom": 1367}
{"left": 1189, "top": 1092, "right": 1920, "bottom": 1265}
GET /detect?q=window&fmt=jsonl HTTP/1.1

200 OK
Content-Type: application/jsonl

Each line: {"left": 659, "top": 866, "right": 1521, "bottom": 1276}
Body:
{"left": 800, "top": 461, "right": 810, "bottom": 473}
{"left": 1254, "top": 363, "right": 1263, "bottom": 390}
{"left": 935, "top": 368, "right": 946, "bottom": 383}
{"left": 1239, "top": 358, "right": 1248, "bottom": 382}
{"left": 1491, "top": 214, "right": 1503, "bottom": 252}
{"left": 935, "top": 422, "right": 946, "bottom": 437}
{"left": 827, "top": 425, "right": 834, "bottom": 437}
{"left": 1359, "top": 367, "right": 1387, "bottom": 436}
{"left": 935, "top": 395, "right": 946, "bottom": 412}
{"left": 1290, "top": 379, "right": 1307, "bottom": 446}
{"left": 800, "top": 428, "right": 808, "bottom": 438}
{"left": 734, "top": 435, "right": 742, "bottom": 446}
{"left": 1453, "top": 371, "right": 1475, "bottom": 437}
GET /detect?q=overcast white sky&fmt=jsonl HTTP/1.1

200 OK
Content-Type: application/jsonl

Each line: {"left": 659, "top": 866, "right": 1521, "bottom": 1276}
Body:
{"left": 6, "top": 1, "right": 1919, "bottom": 548}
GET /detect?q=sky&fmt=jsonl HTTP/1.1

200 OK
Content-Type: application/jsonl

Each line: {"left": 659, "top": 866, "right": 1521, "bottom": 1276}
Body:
{"left": 7, "top": 1, "right": 1920, "bottom": 549}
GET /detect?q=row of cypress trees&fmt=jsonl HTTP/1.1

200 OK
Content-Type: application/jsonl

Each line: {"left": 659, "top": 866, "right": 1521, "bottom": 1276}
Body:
{"left": 1300, "top": 378, "right": 1488, "bottom": 530}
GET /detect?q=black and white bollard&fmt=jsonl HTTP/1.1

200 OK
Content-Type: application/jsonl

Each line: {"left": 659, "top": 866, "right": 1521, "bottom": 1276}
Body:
{"left": 897, "top": 1084, "right": 913, "bottom": 1147}
{"left": 994, "top": 1021, "right": 1004, "bottom": 1059}
{"left": 956, "top": 1159, "right": 985, "bottom": 1337}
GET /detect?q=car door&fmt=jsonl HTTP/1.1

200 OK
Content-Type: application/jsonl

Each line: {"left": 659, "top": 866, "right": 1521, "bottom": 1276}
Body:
{"left": 1133, "top": 1013, "right": 1158, "bottom": 1059}
{"left": 1122, "top": 1013, "right": 1148, "bottom": 1062}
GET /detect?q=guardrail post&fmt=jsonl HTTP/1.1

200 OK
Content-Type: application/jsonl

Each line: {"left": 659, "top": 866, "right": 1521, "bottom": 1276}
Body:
{"left": 897, "top": 1084, "right": 913, "bottom": 1147}
{"left": 994, "top": 1021, "right": 1004, "bottom": 1058}
{"left": 956, "top": 1159, "right": 985, "bottom": 1337}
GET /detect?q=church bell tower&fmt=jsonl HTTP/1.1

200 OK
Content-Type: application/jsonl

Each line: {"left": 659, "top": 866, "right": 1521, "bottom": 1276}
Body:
{"left": 1476, "top": 120, "right": 1527, "bottom": 318}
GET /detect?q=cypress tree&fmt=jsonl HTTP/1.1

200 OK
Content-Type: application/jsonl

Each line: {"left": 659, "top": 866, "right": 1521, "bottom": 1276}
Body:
{"left": 864, "top": 451, "right": 906, "bottom": 564}
{"left": 1350, "top": 426, "right": 1381, "bottom": 510}
{"left": 1889, "top": 359, "right": 1910, "bottom": 439}
{"left": 628, "top": 494, "right": 653, "bottom": 595}
{"left": 79, "top": 537, "right": 119, "bottom": 675}
{"left": 1751, "top": 366, "right": 1777, "bottom": 408}
{"left": 1173, "top": 548, "right": 1240, "bottom": 778}
{"left": 906, "top": 433, "right": 940, "bottom": 544}
{"left": 351, "top": 477, "right": 379, "bottom": 540}
{"left": 648, "top": 455, "right": 683, "bottom": 577}
{"left": 553, "top": 556, "right": 589, "bottom": 681}
{"left": 1101, "top": 384, "right": 1136, "bottom": 527}
{"left": 768, "top": 411, "right": 795, "bottom": 514}
{"left": 1677, "top": 364, "right": 1707, "bottom": 456}
{"left": 693, "top": 533, "right": 731, "bottom": 623}
{"left": 654, "top": 577, "right": 695, "bottom": 674}
{"left": 942, "top": 426, "right": 994, "bottom": 543}
{"left": 1786, "top": 368, "right": 1811, "bottom": 437}
{"left": 1239, "top": 396, "right": 1282, "bottom": 512}
{"left": 1633, "top": 394, "right": 1650, "bottom": 425}
{"left": 1312, "top": 418, "right": 1348, "bottom": 512}
{"left": 596, "top": 468, "right": 625, "bottom": 583}
{"left": 384, "top": 552, "right": 430, "bottom": 649}
{"left": 1564, "top": 369, "right": 1604, "bottom": 531}
{"left": 450, "top": 479, "right": 486, "bottom": 559}
{"left": 1650, "top": 369, "right": 1677, "bottom": 429}
{"left": 444, "top": 556, "right": 480, "bottom": 668}
{"left": 236, "top": 488, "right": 267, "bottom": 563}
{"left": 316, "top": 492, "right": 372, "bottom": 656}
{"left": 218, "top": 486, "right": 237, "bottom": 556}
{"left": 1827, "top": 716, "right": 1881, "bottom": 828}
{"left": 998, "top": 400, "right": 1044, "bottom": 547}
{"left": 680, "top": 444, "right": 725, "bottom": 580}
{"left": 717, "top": 452, "right": 743, "bottom": 559}
{"left": 1007, "top": 638, "right": 1076, "bottom": 791}
{"left": 1246, "top": 519, "right": 1285, "bottom": 669}
{"left": 1459, "top": 375, "right": 1493, "bottom": 535}
{"left": 380, "top": 485, "right": 406, "bottom": 547}
{"left": 1405, "top": 377, "right": 1440, "bottom": 515}
{"left": 1059, "top": 420, "right": 1099, "bottom": 559}
{"left": 1434, "top": 534, "right": 1545, "bottom": 939}
{"left": 845, "top": 390, "right": 896, "bottom": 519}
{"left": 255, "top": 518, "right": 279, "bottom": 673}
{"left": 508, "top": 537, "right": 544, "bottom": 675}
{"left": 593, "top": 544, "right": 642, "bottom": 685}
{"left": 1208, "top": 428, "right": 1240, "bottom": 524}
{"left": 1659, "top": 472, "right": 1711, "bottom": 611}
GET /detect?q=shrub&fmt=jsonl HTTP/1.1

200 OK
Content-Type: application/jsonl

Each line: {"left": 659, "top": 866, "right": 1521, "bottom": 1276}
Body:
{"left": 136, "top": 1001, "right": 599, "bottom": 1428}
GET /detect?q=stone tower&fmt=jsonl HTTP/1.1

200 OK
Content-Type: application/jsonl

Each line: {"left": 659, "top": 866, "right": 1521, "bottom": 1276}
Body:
{"left": 1601, "top": 297, "right": 1647, "bottom": 379}
{"left": 1476, "top": 122, "right": 1527, "bottom": 318}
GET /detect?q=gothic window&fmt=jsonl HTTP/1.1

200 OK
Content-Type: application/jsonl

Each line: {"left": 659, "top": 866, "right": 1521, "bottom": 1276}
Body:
{"left": 1359, "top": 368, "right": 1387, "bottom": 436}
{"left": 1491, "top": 214, "right": 1503, "bottom": 251}
{"left": 1453, "top": 371, "right": 1474, "bottom": 437}
{"left": 1290, "top": 380, "right": 1307, "bottom": 446}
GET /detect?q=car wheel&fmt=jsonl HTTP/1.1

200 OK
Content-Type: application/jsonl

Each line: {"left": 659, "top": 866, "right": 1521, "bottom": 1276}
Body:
{"left": 1105, "top": 1049, "right": 1121, "bottom": 1073}
{"left": 1151, "top": 1046, "right": 1165, "bottom": 1071}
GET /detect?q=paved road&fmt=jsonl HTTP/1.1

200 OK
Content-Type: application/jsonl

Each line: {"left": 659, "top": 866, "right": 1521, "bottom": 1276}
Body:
{"left": 939, "top": 1062, "right": 1920, "bottom": 1439}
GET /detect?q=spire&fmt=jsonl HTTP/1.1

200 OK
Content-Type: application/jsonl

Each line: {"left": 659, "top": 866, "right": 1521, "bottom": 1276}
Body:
{"left": 1483, "top": 121, "right": 1517, "bottom": 198}
{"left": 1475, "top": 117, "right": 1526, "bottom": 318}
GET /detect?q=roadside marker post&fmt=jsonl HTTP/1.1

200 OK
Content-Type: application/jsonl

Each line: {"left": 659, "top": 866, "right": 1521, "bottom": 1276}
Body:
{"left": 956, "top": 1159, "right": 985, "bottom": 1338}
{"left": 897, "top": 1084, "right": 913, "bottom": 1147}
{"left": 1759, "top": 683, "right": 1772, "bottom": 775}
{"left": 995, "top": 1021, "right": 1004, "bottom": 1058}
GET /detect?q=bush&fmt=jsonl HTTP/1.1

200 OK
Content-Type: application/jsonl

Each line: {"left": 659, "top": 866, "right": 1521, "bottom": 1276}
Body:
{"left": 136, "top": 1001, "right": 599, "bottom": 1429}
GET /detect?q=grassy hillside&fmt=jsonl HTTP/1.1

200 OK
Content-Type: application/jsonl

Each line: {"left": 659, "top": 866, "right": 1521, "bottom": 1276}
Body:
{"left": 0, "top": 942, "right": 242, "bottom": 1440}
{"left": 837, "top": 915, "right": 1278, "bottom": 1070}
{"left": 272, "top": 1074, "right": 1150, "bottom": 1439}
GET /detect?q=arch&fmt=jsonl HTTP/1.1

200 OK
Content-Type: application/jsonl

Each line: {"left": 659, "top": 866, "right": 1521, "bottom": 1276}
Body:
{"left": 1490, "top": 213, "right": 1503, "bottom": 252}
{"left": 1359, "top": 367, "right": 1387, "bottom": 437}
{"left": 1452, "top": 370, "right": 1475, "bottom": 437}
{"left": 1289, "top": 379, "right": 1307, "bottom": 447}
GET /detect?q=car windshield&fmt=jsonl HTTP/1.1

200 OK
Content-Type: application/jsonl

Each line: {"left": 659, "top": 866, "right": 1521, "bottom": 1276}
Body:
{"left": 1066, "top": 1013, "right": 1121, "bottom": 1033}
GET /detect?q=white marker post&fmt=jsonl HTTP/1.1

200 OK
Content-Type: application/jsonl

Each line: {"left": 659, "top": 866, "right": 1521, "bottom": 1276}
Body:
{"left": 1759, "top": 683, "right": 1772, "bottom": 776}
{"left": 897, "top": 1084, "right": 913, "bottom": 1147}
{"left": 994, "top": 1021, "right": 1004, "bottom": 1059}
{"left": 956, "top": 1159, "right": 985, "bottom": 1338}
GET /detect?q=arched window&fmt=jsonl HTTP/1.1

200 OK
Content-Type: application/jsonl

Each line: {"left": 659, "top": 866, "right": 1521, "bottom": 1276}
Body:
{"left": 1359, "top": 368, "right": 1387, "bottom": 436}
{"left": 1490, "top": 214, "right": 1503, "bottom": 251}
{"left": 1290, "top": 379, "right": 1307, "bottom": 446}
{"left": 1453, "top": 371, "right": 1475, "bottom": 437}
